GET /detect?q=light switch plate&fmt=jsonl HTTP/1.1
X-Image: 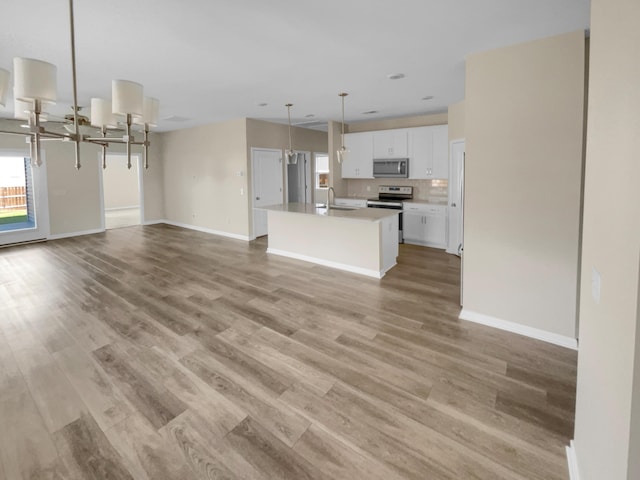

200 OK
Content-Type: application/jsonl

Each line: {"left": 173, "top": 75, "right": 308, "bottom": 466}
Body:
{"left": 591, "top": 267, "right": 601, "bottom": 304}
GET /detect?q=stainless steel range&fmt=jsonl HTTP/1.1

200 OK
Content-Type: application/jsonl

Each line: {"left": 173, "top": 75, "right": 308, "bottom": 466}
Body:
{"left": 367, "top": 186, "right": 413, "bottom": 243}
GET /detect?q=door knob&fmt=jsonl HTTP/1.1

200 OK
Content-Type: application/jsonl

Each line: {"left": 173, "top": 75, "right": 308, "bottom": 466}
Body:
{"left": 451, "top": 203, "right": 456, "bottom": 207}
{"left": 256, "top": 196, "right": 260, "bottom": 200}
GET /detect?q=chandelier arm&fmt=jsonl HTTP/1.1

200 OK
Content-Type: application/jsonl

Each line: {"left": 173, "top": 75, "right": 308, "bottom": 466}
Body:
{"left": 0, "top": 130, "right": 33, "bottom": 137}
{"left": 68, "top": 0, "right": 81, "bottom": 170}
{"left": 39, "top": 130, "right": 72, "bottom": 139}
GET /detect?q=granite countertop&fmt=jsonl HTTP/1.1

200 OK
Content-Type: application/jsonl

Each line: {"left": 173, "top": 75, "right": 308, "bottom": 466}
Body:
{"left": 260, "top": 203, "right": 399, "bottom": 222}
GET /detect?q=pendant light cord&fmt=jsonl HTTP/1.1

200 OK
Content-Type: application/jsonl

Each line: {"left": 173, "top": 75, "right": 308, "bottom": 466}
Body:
{"left": 339, "top": 93, "right": 348, "bottom": 149}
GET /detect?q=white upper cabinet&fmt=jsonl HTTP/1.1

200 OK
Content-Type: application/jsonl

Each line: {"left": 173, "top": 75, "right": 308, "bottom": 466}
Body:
{"left": 373, "top": 130, "right": 408, "bottom": 159}
{"left": 409, "top": 125, "right": 449, "bottom": 179}
{"left": 342, "top": 132, "right": 373, "bottom": 178}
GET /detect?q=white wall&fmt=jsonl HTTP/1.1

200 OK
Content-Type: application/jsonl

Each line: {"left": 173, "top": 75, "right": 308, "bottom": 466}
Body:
{"left": 161, "top": 118, "right": 250, "bottom": 237}
{"left": 572, "top": 0, "right": 640, "bottom": 477}
{"left": 448, "top": 101, "right": 465, "bottom": 141}
{"left": 102, "top": 154, "right": 139, "bottom": 209}
{"left": 463, "top": 31, "right": 586, "bottom": 341}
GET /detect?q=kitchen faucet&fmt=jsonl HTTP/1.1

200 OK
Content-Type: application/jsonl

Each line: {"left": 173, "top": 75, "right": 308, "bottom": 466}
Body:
{"left": 327, "top": 187, "right": 336, "bottom": 210}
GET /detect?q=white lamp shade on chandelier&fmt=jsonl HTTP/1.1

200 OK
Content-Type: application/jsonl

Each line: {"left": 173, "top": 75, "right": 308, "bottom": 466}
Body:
{"left": 0, "top": 68, "right": 9, "bottom": 107}
{"left": 13, "top": 58, "right": 57, "bottom": 105}
{"left": 134, "top": 97, "right": 160, "bottom": 127}
{"left": 90, "top": 97, "right": 118, "bottom": 128}
{"left": 112, "top": 79, "right": 143, "bottom": 117}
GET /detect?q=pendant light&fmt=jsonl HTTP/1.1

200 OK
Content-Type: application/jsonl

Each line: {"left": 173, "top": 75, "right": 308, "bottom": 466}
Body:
{"left": 285, "top": 103, "right": 297, "bottom": 164}
{"left": 337, "top": 92, "right": 349, "bottom": 164}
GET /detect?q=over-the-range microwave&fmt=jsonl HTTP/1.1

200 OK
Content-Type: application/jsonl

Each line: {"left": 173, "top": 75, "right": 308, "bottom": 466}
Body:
{"left": 373, "top": 158, "right": 409, "bottom": 178}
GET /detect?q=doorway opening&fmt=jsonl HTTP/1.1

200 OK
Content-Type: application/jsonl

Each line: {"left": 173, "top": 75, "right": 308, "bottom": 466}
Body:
{"left": 100, "top": 153, "right": 143, "bottom": 230}
{"left": 286, "top": 151, "right": 313, "bottom": 205}
{"left": 0, "top": 152, "right": 49, "bottom": 246}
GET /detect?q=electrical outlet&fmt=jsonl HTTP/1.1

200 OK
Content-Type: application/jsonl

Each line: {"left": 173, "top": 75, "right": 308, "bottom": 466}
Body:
{"left": 240, "top": 187, "right": 244, "bottom": 195}
{"left": 366, "top": 185, "right": 371, "bottom": 192}
{"left": 591, "top": 267, "right": 601, "bottom": 304}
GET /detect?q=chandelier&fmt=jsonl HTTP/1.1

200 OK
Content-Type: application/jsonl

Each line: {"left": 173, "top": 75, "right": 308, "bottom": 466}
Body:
{"left": 0, "top": 0, "right": 158, "bottom": 170}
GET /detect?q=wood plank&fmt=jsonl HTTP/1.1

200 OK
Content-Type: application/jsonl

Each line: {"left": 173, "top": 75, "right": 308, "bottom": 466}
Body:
{"left": 280, "top": 383, "right": 452, "bottom": 480}
{"left": 217, "top": 327, "right": 336, "bottom": 396}
{"left": 180, "top": 348, "right": 310, "bottom": 447}
{"left": 93, "top": 343, "right": 187, "bottom": 430}
{"left": 163, "top": 410, "right": 267, "bottom": 480}
{"left": 0, "top": 389, "right": 69, "bottom": 480}
{"left": 53, "top": 345, "right": 133, "bottom": 431}
{"left": 225, "top": 416, "right": 326, "bottom": 480}
{"left": 293, "top": 423, "right": 407, "bottom": 480}
{"left": 54, "top": 412, "right": 135, "bottom": 480}
{"left": 104, "top": 413, "right": 195, "bottom": 480}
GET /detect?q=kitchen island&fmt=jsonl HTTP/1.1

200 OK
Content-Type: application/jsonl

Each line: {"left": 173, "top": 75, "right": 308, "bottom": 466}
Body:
{"left": 261, "top": 203, "right": 399, "bottom": 278}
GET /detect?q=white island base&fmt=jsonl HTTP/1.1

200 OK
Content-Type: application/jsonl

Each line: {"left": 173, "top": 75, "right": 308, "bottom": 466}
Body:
{"left": 264, "top": 204, "right": 399, "bottom": 278}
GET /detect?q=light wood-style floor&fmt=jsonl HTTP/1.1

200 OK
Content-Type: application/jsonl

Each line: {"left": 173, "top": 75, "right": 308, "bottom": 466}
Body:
{"left": 0, "top": 224, "right": 577, "bottom": 480}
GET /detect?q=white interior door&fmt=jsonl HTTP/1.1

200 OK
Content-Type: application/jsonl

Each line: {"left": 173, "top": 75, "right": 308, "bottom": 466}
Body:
{"left": 252, "top": 148, "right": 283, "bottom": 238}
{"left": 447, "top": 140, "right": 465, "bottom": 255}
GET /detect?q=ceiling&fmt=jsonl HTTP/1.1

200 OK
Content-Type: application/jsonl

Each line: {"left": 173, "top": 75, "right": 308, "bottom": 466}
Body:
{"left": 1, "top": 0, "right": 590, "bottom": 132}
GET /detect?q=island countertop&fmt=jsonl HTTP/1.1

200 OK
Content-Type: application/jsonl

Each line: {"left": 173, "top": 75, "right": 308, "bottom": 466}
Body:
{"left": 260, "top": 203, "right": 399, "bottom": 222}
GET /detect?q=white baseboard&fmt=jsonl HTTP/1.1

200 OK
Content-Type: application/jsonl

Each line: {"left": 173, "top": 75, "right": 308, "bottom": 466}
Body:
{"left": 267, "top": 248, "right": 384, "bottom": 278}
{"left": 48, "top": 228, "right": 105, "bottom": 241}
{"left": 162, "top": 220, "right": 250, "bottom": 241}
{"left": 566, "top": 441, "right": 581, "bottom": 480}
{"left": 142, "top": 219, "right": 165, "bottom": 226}
{"left": 459, "top": 309, "right": 578, "bottom": 350}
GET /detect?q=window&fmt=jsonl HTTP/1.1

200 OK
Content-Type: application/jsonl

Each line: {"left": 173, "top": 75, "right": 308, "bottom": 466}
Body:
{"left": 315, "top": 153, "right": 329, "bottom": 189}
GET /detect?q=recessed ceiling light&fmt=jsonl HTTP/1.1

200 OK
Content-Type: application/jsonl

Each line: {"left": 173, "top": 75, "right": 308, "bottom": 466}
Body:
{"left": 387, "top": 73, "right": 405, "bottom": 80}
{"left": 422, "top": 95, "right": 434, "bottom": 101}
{"left": 257, "top": 102, "right": 268, "bottom": 107}
{"left": 361, "top": 110, "right": 379, "bottom": 115}
{"left": 305, "top": 114, "right": 315, "bottom": 118}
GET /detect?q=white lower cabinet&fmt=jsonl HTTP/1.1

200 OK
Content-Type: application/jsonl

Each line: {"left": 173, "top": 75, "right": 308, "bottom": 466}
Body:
{"left": 403, "top": 203, "right": 447, "bottom": 248}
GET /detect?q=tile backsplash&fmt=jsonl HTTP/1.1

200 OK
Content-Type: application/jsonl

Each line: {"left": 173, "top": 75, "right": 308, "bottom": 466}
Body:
{"left": 346, "top": 178, "right": 448, "bottom": 203}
